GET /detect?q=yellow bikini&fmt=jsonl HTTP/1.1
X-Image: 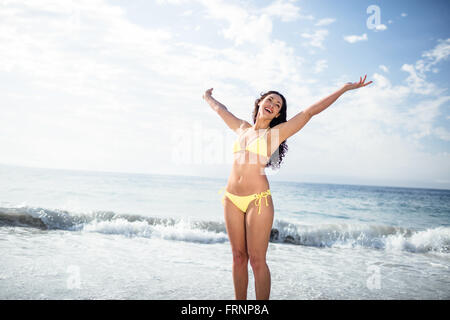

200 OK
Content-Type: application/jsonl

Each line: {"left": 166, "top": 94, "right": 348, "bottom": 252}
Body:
{"left": 220, "top": 127, "right": 272, "bottom": 215}
{"left": 232, "top": 127, "right": 269, "bottom": 158}
{"left": 221, "top": 189, "right": 271, "bottom": 215}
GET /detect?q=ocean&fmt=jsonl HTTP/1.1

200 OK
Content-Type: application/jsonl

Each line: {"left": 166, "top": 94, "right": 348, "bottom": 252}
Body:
{"left": 0, "top": 164, "right": 449, "bottom": 300}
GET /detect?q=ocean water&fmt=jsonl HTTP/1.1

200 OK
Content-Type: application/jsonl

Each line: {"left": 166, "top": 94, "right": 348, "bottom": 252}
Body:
{"left": 0, "top": 164, "right": 449, "bottom": 300}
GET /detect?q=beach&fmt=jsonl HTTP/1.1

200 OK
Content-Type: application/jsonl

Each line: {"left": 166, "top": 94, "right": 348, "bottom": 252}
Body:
{"left": 0, "top": 164, "right": 449, "bottom": 299}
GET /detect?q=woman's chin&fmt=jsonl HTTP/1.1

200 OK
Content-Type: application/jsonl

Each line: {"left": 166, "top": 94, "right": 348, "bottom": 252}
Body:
{"left": 260, "top": 114, "right": 273, "bottom": 120}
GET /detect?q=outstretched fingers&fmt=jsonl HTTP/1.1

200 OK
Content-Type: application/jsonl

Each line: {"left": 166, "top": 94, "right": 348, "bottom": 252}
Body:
{"left": 345, "top": 74, "right": 373, "bottom": 90}
{"left": 359, "top": 74, "right": 371, "bottom": 87}
{"left": 203, "top": 88, "right": 214, "bottom": 100}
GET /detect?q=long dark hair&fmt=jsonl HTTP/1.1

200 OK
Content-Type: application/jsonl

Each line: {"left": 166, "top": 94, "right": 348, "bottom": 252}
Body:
{"left": 252, "top": 90, "right": 288, "bottom": 169}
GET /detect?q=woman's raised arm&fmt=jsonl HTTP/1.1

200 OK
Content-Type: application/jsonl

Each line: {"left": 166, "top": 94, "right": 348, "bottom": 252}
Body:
{"left": 203, "top": 88, "right": 250, "bottom": 134}
{"left": 274, "top": 75, "right": 373, "bottom": 143}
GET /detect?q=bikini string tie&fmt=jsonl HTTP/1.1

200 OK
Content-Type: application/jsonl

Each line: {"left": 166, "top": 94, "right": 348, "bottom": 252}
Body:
{"left": 254, "top": 190, "right": 271, "bottom": 215}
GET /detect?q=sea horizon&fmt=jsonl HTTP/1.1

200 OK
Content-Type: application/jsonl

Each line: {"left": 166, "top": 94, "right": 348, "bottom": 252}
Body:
{"left": 1, "top": 162, "right": 448, "bottom": 192}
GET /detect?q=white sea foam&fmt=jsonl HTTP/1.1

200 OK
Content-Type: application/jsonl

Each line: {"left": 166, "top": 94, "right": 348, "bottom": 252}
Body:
{"left": 80, "top": 218, "right": 229, "bottom": 244}
{"left": 1, "top": 206, "right": 449, "bottom": 253}
{"left": 272, "top": 219, "right": 450, "bottom": 253}
{"left": 384, "top": 226, "right": 450, "bottom": 253}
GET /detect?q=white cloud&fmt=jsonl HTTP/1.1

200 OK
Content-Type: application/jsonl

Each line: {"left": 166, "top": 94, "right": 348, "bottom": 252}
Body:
{"left": 260, "top": 0, "right": 302, "bottom": 22}
{"left": 223, "top": 14, "right": 273, "bottom": 46}
{"left": 371, "top": 72, "right": 392, "bottom": 88}
{"left": 416, "top": 38, "right": 450, "bottom": 74}
{"left": 405, "top": 96, "right": 450, "bottom": 140}
{"left": 200, "top": 0, "right": 272, "bottom": 46}
{"left": 156, "top": 0, "right": 190, "bottom": 4}
{"left": 343, "top": 33, "right": 368, "bottom": 43}
{"left": 314, "top": 18, "right": 336, "bottom": 26}
{"left": 401, "top": 12, "right": 408, "bottom": 17}
{"left": 180, "top": 9, "right": 194, "bottom": 16}
{"left": 400, "top": 38, "right": 450, "bottom": 95}
{"left": 190, "top": 0, "right": 307, "bottom": 89}
{"left": 313, "top": 59, "right": 328, "bottom": 73}
{"left": 300, "top": 14, "right": 315, "bottom": 20}
{"left": 301, "top": 29, "right": 328, "bottom": 48}
{"left": 433, "top": 127, "right": 450, "bottom": 141}
{"left": 401, "top": 64, "right": 439, "bottom": 95}
{"left": 374, "top": 24, "right": 387, "bottom": 31}
{"left": 379, "top": 65, "right": 389, "bottom": 73}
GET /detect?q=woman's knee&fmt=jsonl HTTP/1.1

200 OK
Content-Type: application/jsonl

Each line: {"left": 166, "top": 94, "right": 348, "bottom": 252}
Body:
{"left": 232, "top": 250, "right": 249, "bottom": 267}
{"left": 249, "top": 254, "right": 267, "bottom": 271}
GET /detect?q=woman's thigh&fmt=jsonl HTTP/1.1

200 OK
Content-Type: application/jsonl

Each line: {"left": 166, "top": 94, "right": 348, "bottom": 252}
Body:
{"left": 223, "top": 196, "right": 247, "bottom": 255}
{"left": 245, "top": 196, "right": 274, "bottom": 259}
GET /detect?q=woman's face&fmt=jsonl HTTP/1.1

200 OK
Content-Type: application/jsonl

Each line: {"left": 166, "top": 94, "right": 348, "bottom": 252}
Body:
{"left": 259, "top": 93, "right": 282, "bottom": 119}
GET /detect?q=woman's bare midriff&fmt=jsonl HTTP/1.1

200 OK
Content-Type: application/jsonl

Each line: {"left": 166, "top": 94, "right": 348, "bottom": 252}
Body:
{"left": 226, "top": 153, "right": 270, "bottom": 195}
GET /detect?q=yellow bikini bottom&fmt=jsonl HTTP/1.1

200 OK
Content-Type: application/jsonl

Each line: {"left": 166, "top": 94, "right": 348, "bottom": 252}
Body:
{"left": 219, "top": 188, "right": 271, "bottom": 215}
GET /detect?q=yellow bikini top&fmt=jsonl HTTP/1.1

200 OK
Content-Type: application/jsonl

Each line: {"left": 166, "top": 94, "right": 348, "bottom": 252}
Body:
{"left": 233, "top": 127, "right": 270, "bottom": 158}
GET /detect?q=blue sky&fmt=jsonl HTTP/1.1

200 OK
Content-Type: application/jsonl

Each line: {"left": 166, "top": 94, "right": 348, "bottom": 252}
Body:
{"left": 0, "top": 0, "right": 449, "bottom": 189}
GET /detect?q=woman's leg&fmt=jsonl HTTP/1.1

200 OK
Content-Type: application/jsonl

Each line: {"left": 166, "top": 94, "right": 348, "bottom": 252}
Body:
{"left": 223, "top": 196, "right": 249, "bottom": 300}
{"left": 245, "top": 195, "right": 274, "bottom": 300}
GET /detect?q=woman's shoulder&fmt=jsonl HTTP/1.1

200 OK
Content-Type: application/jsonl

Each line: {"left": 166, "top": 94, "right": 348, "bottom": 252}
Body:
{"left": 236, "top": 122, "right": 253, "bottom": 135}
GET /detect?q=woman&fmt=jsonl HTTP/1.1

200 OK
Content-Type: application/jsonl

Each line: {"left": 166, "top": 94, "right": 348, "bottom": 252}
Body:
{"left": 203, "top": 75, "right": 373, "bottom": 300}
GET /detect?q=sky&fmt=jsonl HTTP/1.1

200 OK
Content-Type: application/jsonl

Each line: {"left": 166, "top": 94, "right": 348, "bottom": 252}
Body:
{"left": 0, "top": 0, "right": 449, "bottom": 190}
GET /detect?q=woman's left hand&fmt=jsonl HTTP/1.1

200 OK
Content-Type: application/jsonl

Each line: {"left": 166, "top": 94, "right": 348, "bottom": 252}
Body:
{"left": 342, "top": 74, "right": 373, "bottom": 92}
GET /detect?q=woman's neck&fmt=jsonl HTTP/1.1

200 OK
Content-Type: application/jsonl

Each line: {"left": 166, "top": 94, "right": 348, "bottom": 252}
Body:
{"left": 253, "top": 118, "right": 271, "bottom": 130}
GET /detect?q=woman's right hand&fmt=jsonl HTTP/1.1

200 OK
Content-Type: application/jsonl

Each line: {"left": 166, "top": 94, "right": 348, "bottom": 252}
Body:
{"left": 203, "top": 88, "right": 213, "bottom": 100}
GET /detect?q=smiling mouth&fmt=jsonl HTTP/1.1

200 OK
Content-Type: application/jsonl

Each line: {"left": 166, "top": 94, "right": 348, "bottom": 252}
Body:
{"left": 264, "top": 107, "right": 273, "bottom": 114}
